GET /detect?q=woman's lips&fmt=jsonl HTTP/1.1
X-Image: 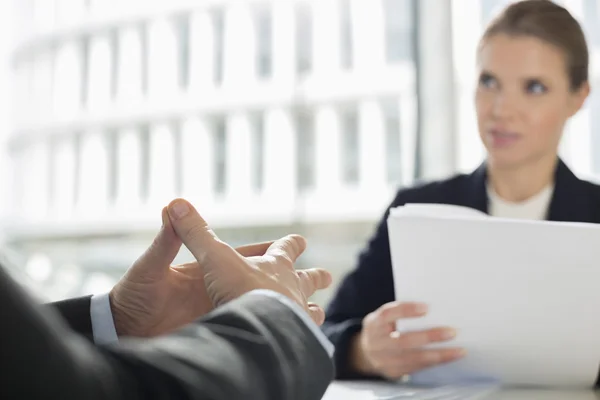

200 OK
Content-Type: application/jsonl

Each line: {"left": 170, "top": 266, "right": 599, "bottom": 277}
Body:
{"left": 488, "top": 128, "right": 521, "bottom": 148}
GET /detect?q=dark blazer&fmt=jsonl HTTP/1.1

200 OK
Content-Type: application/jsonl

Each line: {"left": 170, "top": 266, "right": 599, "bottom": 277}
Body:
{"left": 323, "top": 159, "right": 600, "bottom": 379}
{"left": 0, "top": 266, "right": 334, "bottom": 400}
{"left": 50, "top": 295, "right": 94, "bottom": 340}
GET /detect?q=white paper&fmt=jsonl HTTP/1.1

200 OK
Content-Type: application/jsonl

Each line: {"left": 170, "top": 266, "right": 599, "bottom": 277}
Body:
{"left": 387, "top": 204, "right": 600, "bottom": 388}
{"left": 322, "top": 381, "right": 599, "bottom": 400}
{"left": 322, "top": 381, "right": 498, "bottom": 400}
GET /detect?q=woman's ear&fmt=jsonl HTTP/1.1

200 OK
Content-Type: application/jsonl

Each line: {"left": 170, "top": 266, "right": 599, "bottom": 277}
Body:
{"left": 568, "top": 81, "right": 590, "bottom": 117}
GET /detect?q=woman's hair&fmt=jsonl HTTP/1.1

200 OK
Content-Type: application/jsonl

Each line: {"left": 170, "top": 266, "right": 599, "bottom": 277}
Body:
{"left": 480, "top": 0, "right": 589, "bottom": 91}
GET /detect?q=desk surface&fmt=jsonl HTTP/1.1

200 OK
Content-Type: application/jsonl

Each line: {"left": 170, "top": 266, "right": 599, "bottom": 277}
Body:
{"left": 323, "top": 381, "right": 600, "bottom": 399}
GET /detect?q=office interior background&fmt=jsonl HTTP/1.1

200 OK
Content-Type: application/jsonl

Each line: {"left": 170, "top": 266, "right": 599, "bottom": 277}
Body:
{"left": 0, "top": 0, "right": 598, "bottom": 305}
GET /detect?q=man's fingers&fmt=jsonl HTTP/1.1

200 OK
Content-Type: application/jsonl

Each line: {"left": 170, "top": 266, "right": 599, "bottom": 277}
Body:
{"left": 132, "top": 207, "right": 182, "bottom": 275}
{"left": 266, "top": 234, "right": 307, "bottom": 263}
{"left": 297, "top": 268, "right": 332, "bottom": 298}
{"left": 377, "top": 301, "right": 429, "bottom": 324}
{"left": 235, "top": 241, "right": 274, "bottom": 257}
{"left": 307, "top": 303, "right": 326, "bottom": 326}
{"left": 167, "top": 198, "right": 236, "bottom": 266}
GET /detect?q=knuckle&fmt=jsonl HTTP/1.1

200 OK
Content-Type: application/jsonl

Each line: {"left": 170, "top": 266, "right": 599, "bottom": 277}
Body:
{"left": 363, "top": 312, "right": 379, "bottom": 328}
{"left": 270, "top": 248, "right": 294, "bottom": 267}
{"left": 277, "top": 254, "right": 294, "bottom": 269}
{"left": 181, "top": 223, "right": 209, "bottom": 241}
{"left": 378, "top": 307, "right": 393, "bottom": 321}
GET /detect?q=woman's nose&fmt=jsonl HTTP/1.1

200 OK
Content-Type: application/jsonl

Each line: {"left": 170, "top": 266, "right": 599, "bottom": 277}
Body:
{"left": 491, "top": 92, "right": 517, "bottom": 120}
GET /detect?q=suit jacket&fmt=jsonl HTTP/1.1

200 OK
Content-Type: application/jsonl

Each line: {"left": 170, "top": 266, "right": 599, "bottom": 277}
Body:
{"left": 323, "top": 159, "right": 600, "bottom": 379}
{"left": 50, "top": 295, "right": 94, "bottom": 341}
{"left": 0, "top": 266, "right": 334, "bottom": 400}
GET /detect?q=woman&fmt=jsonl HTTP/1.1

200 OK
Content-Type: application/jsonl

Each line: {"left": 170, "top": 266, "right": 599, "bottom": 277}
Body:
{"left": 323, "top": 0, "right": 599, "bottom": 382}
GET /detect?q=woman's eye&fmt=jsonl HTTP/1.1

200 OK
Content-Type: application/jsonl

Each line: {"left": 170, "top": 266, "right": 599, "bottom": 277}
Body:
{"left": 479, "top": 74, "right": 497, "bottom": 89}
{"left": 526, "top": 80, "right": 547, "bottom": 94}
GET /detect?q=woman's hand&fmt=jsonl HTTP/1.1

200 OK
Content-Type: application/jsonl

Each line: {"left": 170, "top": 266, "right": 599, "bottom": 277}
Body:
{"left": 351, "top": 301, "right": 465, "bottom": 379}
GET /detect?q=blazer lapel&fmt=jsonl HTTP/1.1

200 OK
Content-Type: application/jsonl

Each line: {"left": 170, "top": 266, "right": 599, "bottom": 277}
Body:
{"left": 463, "top": 162, "right": 489, "bottom": 214}
{"left": 547, "top": 159, "right": 594, "bottom": 223}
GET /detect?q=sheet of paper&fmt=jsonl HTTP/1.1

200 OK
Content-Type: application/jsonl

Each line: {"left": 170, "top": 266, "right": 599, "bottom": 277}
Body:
{"left": 322, "top": 381, "right": 499, "bottom": 400}
{"left": 387, "top": 205, "right": 600, "bottom": 388}
{"left": 390, "top": 203, "right": 488, "bottom": 219}
{"left": 322, "top": 381, "right": 599, "bottom": 400}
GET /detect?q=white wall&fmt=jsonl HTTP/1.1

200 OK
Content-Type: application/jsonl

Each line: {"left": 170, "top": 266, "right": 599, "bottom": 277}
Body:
{"left": 0, "top": 1, "right": 15, "bottom": 239}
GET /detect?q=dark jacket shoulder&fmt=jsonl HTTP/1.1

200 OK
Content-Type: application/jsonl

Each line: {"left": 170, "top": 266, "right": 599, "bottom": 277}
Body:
{"left": 390, "top": 172, "right": 481, "bottom": 209}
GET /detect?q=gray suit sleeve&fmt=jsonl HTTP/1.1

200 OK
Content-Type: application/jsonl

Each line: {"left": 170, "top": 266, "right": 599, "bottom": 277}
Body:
{"left": 0, "top": 266, "right": 334, "bottom": 400}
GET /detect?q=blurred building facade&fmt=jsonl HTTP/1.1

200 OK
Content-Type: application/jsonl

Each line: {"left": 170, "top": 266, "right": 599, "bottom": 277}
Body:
{"left": 0, "top": 0, "right": 599, "bottom": 304}
{"left": 1, "top": 0, "right": 419, "bottom": 303}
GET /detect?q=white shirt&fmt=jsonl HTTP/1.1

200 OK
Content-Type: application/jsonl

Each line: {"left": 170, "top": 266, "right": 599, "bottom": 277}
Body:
{"left": 487, "top": 183, "right": 554, "bottom": 220}
{"left": 90, "top": 290, "right": 334, "bottom": 357}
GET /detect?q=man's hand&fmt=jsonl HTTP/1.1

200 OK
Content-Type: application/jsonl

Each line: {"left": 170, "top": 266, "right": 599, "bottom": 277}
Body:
{"left": 110, "top": 207, "right": 273, "bottom": 337}
{"left": 166, "top": 198, "right": 332, "bottom": 325}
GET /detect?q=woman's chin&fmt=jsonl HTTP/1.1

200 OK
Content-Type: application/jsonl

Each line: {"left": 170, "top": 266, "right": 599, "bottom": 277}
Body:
{"left": 486, "top": 152, "right": 530, "bottom": 170}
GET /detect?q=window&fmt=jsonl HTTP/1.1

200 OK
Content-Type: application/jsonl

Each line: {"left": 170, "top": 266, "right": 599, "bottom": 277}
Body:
{"left": 86, "top": 34, "right": 111, "bottom": 109}
{"left": 295, "top": 2, "right": 313, "bottom": 75}
{"left": 253, "top": 4, "right": 273, "bottom": 79}
{"left": 252, "top": 113, "right": 265, "bottom": 191}
{"left": 52, "top": 41, "right": 83, "bottom": 117}
{"left": 148, "top": 123, "right": 176, "bottom": 203}
{"left": 382, "top": 0, "right": 414, "bottom": 63}
{"left": 188, "top": 10, "right": 216, "bottom": 89}
{"left": 117, "top": 26, "right": 144, "bottom": 102}
{"left": 212, "top": 9, "right": 225, "bottom": 85}
{"left": 148, "top": 18, "right": 178, "bottom": 96}
{"left": 52, "top": 136, "right": 77, "bottom": 214}
{"left": 340, "top": 107, "right": 359, "bottom": 184}
{"left": 77, "top": 131, "right": 109, "bottom": 212}
{"left": 296, "top": 110, "right": 315, "bottom": 190}
{"left": 180, "top": 118, "right": 213, "bottom": 197}
{"left": 110, "top": 30, "right": 119, "bottom": 100}
{"left": 15, "top": 62, "right": 32, "bottom": 123}
{"left": 172, "top": 122, "right": 183, "bottom": 196}
{"left": 139, "top": 126, "right": 150, "bottom": 201}
{"left": 116, "top": 128, "right": 142, "bottom": 206}
{"left": 340, "top": 0, "right": 353, "bottom": 69}
{"left": 214, "top": 119, "right": 227, "bottom": 194}
{"left": 174, "top": 13, "right": 191, "bottom": 89}
{"left": 383, "top": 99, "right": 402, "bottom": 184}
{"left": 105, "top": 130, "right": 118, "bottom": 204}
{"left": 80, "top": 36, "right": 90, "bottom": 107}
{"left": 31, "top": 51, "right": 54, "bottom": 119}
{"left": 140, "top": 23, "right": 149, "bottom": 96}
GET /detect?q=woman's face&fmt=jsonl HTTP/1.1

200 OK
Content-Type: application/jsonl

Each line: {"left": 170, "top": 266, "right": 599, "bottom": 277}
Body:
{"left": 475, "top": 34, "right": 589, "bottom": 169}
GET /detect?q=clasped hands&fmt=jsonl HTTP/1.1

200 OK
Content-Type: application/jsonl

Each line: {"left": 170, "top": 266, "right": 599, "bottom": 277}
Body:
{"left": 109, "top": 198, "right": 332, "bottom": 338}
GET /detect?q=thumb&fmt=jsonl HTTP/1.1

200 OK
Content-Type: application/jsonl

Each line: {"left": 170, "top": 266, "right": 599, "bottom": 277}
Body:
{"left": 131, "top": 207, "right": 182, "bottom": 276}
{"left": 167, "top": 198, "right": 240, "bottom": 267}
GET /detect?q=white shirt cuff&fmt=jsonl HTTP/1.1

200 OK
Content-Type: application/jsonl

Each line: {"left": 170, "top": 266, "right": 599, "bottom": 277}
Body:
{"left": 245, "top": 289, "right": 335, "bottom": 358}
{"left": 90, "top": 292, "right": 119, "bottom": 345}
